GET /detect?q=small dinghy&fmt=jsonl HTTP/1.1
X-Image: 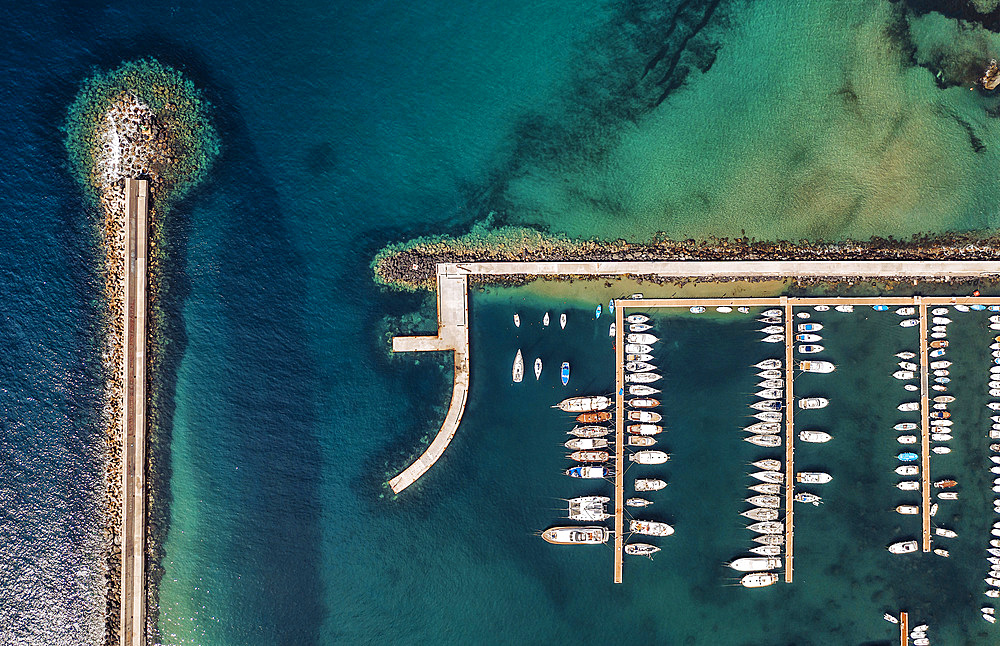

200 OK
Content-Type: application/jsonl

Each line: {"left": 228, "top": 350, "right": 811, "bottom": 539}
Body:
{"left": 873, "top": 305, "right": 889, "bottom": 311}
{"left": 904, "top": 384, "right": 918, "bottom": 392}
{"left": 931, "top": 307, "right": 948, "bottom": 315}
{"left": 608, "top": 323, "right": 615, "bottom": 337}
{"left": 814, "top": 305, "right": 830, "bottom": 312}
{"left": 608, "top": 300, "right": 614, "bottom": 313}
{"left": 513, "top": 313, "right": 521, "bottom": 327}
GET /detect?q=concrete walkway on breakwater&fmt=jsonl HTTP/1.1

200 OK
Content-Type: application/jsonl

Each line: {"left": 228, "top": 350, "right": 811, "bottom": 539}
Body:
{"left": 387, "top": 261, "right": 1000, "bottom": 497}
{"left": 388, "top": 269, "right": 469, "bottom": 494}
{"left": 121, "top": 178, "right": 148, "bottom": 646}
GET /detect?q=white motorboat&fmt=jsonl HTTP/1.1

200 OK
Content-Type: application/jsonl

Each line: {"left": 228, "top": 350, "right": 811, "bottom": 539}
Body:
{"left": 897, "top": 435, "right": 917, "bottom": 444}
{"left": 746, "top": 495, "right": 781, "bottom": 508}
{"left": 894, "top": 423, "right": 917, "bottom": 431}
{"left": 554, "top": 396, "right": 612, "bottom": 413}
{"left": 747, "top": 521, "right": 783, "bottom": 534}
{"left": 753, "top": 411, "right": 782, "bottom": 422}
{"left": 626, "top": 361, "right": 656, "bottom": 373}
{"left": 759, "top": 325, "right": 783, "bottom": 334}
{"left": 930, "top": 419, "right": 952, "bottom": 426}
{"left": 745, "top": 435, "right": 781, "bottom": 447}
{"left": 896, "top": 351, "right": 916, "bottom": 359}
{"left": 884, "top": 614, "right": 900, "bottom": 624}
{"left": 905, "top": 384, "right": 919, "bottom": 392}
{"left": 931, "top": 307, "right": 948, "bottom": 315}
{"left": 796, "top": 472, "right": 832, "bottom": 484}
{"left": 690, "top": 306, "right": 705, "bottom": 313}
{"left": 991, "top": 402, "right": 1000, "bottom": 411}
{"left": 560, "top": 313, "right": 566, "bottom": 329}
{"left": 930, "top": 433, "right": 952, "bottom": 442}
{"left": 798, "top": 397, "right": 829, "bottom": 410}
{"left": 814, "top": 305, "right": 830, "bottom": 312}
{"left": 795, "top": 333, "right": 822, "bottom": 342}
{"left": 757, "top": 379, "right": 784, "bottom": 389}
{"left": 513, "top": 350, "right": 524, "bottom": 383}
{"left": 751, "top": 471, "right": 784, "bottom": 484}
{"left": 750, "top": 544, "right": 782, "bottom": 556}
{"left": 799, "top": 360, "right": 835, "bottom": 373}
{"left": 627, "top": 410, "right": 662, "bottom": 423}
{"left": 897, "top": 402, "right": 919, "bottom": 412}
{"left": 754, "top": 359, "right": 782, "bottom": 370}
{"left": 630, "top": 323, "right": 652, "bottom": 332}
{"left": 626, "top": 314, "right": 649, "bottom": 324}
{"left": 741, "top": 508, "right": 779, "bottom": 521}
{"left": 626, "top": 497, "right": 652, "bottom": 507}
{"left": 896, "top": 465, "right": 919, "bottom": 476}
{"left": 933, "top": 369, "right": 949, "bottom": 377}
{"left": 626, "top": 372, "right": 662, "bottom": 384}
{"left": 896, "top": 307, "right": 916, "bottom": 316}
{"left": 932, "top": 325, "right": 947, "bottom": 332}
{"left": 627, "top": 435, "right": 656, "bottom": 447}
{"left": 749, "top": 483, "right": 781, "bottom": 495}
{"left": 629, "top": 450, "right": 670, "bottom": 464}
{"left": 565, "top": 465, "right": 613, "bottom": 478}
{"left": 888, "top": 540, "right": 918, "bottom": 554}
{"left": 534, "top": 358, "right": 542, "bottom": 380}
{"left": 542, "top": 312, "right": 550, "bottom": 326}
{"left": 750, "top": 400, "right": 782, "bottom": 411}
{"left": 746, "top": 421, "right": 780, "bottom": 434}
{"left": 609, "top": 323, "right": 615, "bottom": 337}
{"left": 797, "top": 344, "right": 824, "bottom": 354}
{"left": 626, "top": 353, "right": 654, "bottom": 362}
{"left": 624, "top": 543, "right": 661, "bottom": 558}
{"left": 729, "top": 557, "right": 782, "bottom": 572}
{"left": 835, "top": 305, "right": 853, "bottom": 312}
{"left": 796, "top": 312, "right": 809, "bottom": 319}
{"left": 898, "top": 361, "right": 918, "bottom": 371}
{"left": 932, "top": 317, "right": 952, "bottom": 325}
{"left": 627, "top": 424, "right": 662, "bottom": 435}
{"left": 799, "top": 430, "right": 832, "bottom": 443}
{"left": 567, "top": 496, "right": 611, "bottom": 521}
{"left": 628, "top": 398, "right": 660, "bottom": 408}
{"left": 761, "top": 334, "right": 785, "bottom": 343}
{"left": 628, "top": 385, "right": 659, "bottom": 396}
{"left": 897, "top": 480, "right": 920, "bottom": 490}
{"left": 625, "top": 343, "right": 653, "bottom": 354}
{"left": 932, "top": 446, "right": 951, "bottom": 454}
{"left": 899, "top": 319, "right": 919, "bottom": 327}
{"left": 797, "top": 323, "right": 823, "bottom": 332}
{"left": 761, "top": 309, "right": 782, "bottom": 317}
{"left": 513, "top": 313, "right": 520, "bottom": 327}
{"left": 794, "top": 492, "right": 822, "bottom": 505}
{"left": 930, "top": 385, "right": 947, "bottom": 392}
{"left": 934, "top": 527, "right": 957, "bottom": 538}
{"left": 565, "top": 435, "right": 610, "bottom": 451}
{"left": 541, "top": 526, "right": 609, "bottom": 545}
{"left": 751, "top": 459, "right": 782, "bottom": 471}
{"left": 896, "top": 505, "right": 919, "bottom": 515}
{"left": 930, "top": 332, "right": 946, "bottom": 339}
{"left": 930, "top": 360, "right": 952, "bottom": 369}
{"left": 630, "top": 519, "right": 674, "bottom": 536}
{"left": 626, "top": 333, "right": 658, "bottom": 345}
{"left": 717, "top": 306, "right": 732, "bottom": 313}
{"left": 758, "top": 369, "right": 782, "bottom": 379}
{"left": 740, "top": 573, "right": 779, "bottom": 588}
{"left": 756, "top": 389, "right": 783, "bottom": 400}
{"left": 634, "top": 478, "right": 666, "bottom": 491}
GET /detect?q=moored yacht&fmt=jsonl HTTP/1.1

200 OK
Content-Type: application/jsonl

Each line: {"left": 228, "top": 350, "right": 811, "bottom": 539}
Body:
{"left": 513, "top": 349, "right": 524, "bottom": 383}
{"left": 761, "top": 334, "right": 784, "bottom": 343}
{"left": 566, "top": 465, "right": 612, "bottom": 478}
{"left": 625, "top": 343, "right": 653, "bottom": 354}
{"left": 747, "top": 495, "right": 781, "bottom": 508}
{"left": 740, "top": 572, "right": 779, "bottom": 588}
{"left": 799, "top": 430, "right": 832, "bottom": 443}
{"left": 751, "top": 399, "right": 782, "bottom": 411}
{"left": 626, "top": 497, "right": 652, "bottom": 507}
{"left": 625, "top": 361, "right": 656, "bottom": 372}
{"left": 568, "top": 425, "right": 611, "bottom": 438}
{"left": 798, "top": 397, "right": 829, "bottom": 409}
{"left": 626, "top": 314, "right": 649, "bottom": 324}
{"left": 796, "top": 472, "right": 832, "bottom": 484}
{"left": 745, "top": 435, "right": 781, "bottom": 447}
{"left": 797, "top": 323, "right": 823, "bottom": 332}
{"left": 797, "top": 344, "right": 824, "bottom": 354}
{"left": 755, "top": 359, "right": 782, "bottom": 370}
{"left": 626, "top": 333, "right": 658, "bottom": 345}
{"left": 793, "top": 492, "right": 822, "bottom": 505}
{"left": 634, "top": 478, "right": 667, "bottom": 491}
{"left": 627, "top": 424, "right": 662, "bottom": 435}
{"left": 751, "top": 471, "right": 784, "bottom": 484}
{"left": 567, "top": 496, "right": 611, "bottom": 521}
{"left": 627, "top": 410, "right": 662, "bottom": 423}
{"left": 749, "top": 483, "right": 781, "bottom": 495}
{"left": 554, "top": 396, "right": 612, "bottom": 412}
{"left": 629, "top": 450, "right": 670, "bottom": 464}
{"left": 559, "top": 313, "right": 566, "bottom": 329}
{"left": 888, "top": 540, "right": 918, "bottom": 554}
{"left": 534, "top": 358, "right": 542, "bottom": 380}
{"left": 746, "top": 421, "right": 780, "bottom": 434}
{"left": 799, "top": 360, "right": 835, "bottom": 373}
{"left": 747, "top": 521, "right": 784, "bottom": 534}
{"left": 753, "top": 411, "right": 782, "bottom": 422}
{"left": 630, "top": 519, "right": 674, "bottom": 536}
{"left": 729, "top": 557, "right": 782, "bottom": 572}
{"left": 568, "top": 450, "right": 611, "bottom": 462}
{"left": 541, "top": 526, "right": 609, "bottom": 545}
{"left": 742, "top": 508, "right": 779, "bottom": 521}
{"left": 626, "top": 372, "right": 662, "bottom": 384}
{"left": 628, "top": 384, "right": 660, "bottom": 396}
{"left": 897, "top": 402, "right": 919, "bottom": 412}
{"left": 627, "top": 435, "right": 656, "bottom": 447}
{"left": 625, "top": 543, "right": 661, "bottom": 557}
{"left": 566, "top": 438, "right": 608, "bottom": 450}
{"left": 628, "top": 397, "right": 660, "bottom": 408}
{"left": 751, "top": 459, "right": 782, "bottom": 471}
{"left": 795, "top": 333, "right": 822, "bottom": 342}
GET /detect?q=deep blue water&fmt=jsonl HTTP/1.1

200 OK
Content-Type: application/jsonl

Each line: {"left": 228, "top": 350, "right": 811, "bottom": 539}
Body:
{"left": 4, "top": 1, "right": 1000, "bottom": 645}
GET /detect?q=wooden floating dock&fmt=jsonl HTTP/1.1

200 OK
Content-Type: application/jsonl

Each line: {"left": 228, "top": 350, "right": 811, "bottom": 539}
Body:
{"left": 918, "top": 299, "right": 932, "bottom": 552}
{"left": 900, "top": 611, "right": 909, "bottom": 646}
{"left": 121, "top": 178, "right": 148, "bottom": 646}
{"left": 783, "top": 298, "right": 795, "bottom": 583}
{"left": 613, "top": 303, "right": 624, "bottom": 584}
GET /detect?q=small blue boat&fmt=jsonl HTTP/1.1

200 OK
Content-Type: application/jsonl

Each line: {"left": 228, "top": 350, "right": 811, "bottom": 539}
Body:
{"left": 935, "top": 377, "right": 951, "bottom": 384}
{"left": 608, "top": 299, "right": 615, "bottom": 313}
{"left": 873, "top": 305, "right": 889, "bottom": 311}
{"left": 595, "top": 304, "right": 602, "bottom": 319}
{"left": 989, "top": 306, "right": 1000, "bottom": 312}
{"left": 972, "top": 304, "right": 987, "bottom": 311}
{"left": 561, "top": 362, "right": 570, "bottom": 385}
{"left": 897, "top": 452, "right": 919, "bottom": 462}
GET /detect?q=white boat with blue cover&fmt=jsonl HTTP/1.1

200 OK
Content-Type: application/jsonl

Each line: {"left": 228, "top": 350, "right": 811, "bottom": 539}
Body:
{"left": 626, "top": 314, "right": 649, "bottom": 324}
{"left": 798, "top": 344, "right": 823, "bottom": 354}
{"left": 595, "top": 304, "right": 602, "bottom": 319}
{"left": 797, "top": 323, "right": 823, "bottom": 332}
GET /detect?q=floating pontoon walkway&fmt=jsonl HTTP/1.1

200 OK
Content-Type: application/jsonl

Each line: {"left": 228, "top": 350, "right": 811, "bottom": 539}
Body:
{"left": 613, "top": 304, "right": 624, "bottom": 583}
{"left": 783, "top": 298, "right": 795, "bottom": 583}
{"left": 918, "top": 299, "right": 932, "bottom": 552}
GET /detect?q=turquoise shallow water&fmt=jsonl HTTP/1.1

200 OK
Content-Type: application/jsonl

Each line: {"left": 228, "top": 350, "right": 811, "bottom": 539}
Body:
{"left": 7, "top": 0, "right": 1000, "bottom": 644}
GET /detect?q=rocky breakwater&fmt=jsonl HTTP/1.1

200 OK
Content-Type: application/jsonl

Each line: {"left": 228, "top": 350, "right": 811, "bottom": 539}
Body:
{"left": 65, "top": 59, "right": 217, "bottom": 646}
{"left": 373, "top": 224, "right": 1000, "bottom": 292}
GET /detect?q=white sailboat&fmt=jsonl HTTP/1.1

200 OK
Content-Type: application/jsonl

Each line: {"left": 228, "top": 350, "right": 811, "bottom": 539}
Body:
{"left": 512, "top": 350, "right": 524, "bottom": 383}
{"left": 559, "top": 313, "right": 566, "bottom": 329}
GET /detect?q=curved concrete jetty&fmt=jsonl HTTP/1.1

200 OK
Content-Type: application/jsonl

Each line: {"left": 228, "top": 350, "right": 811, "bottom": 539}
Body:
{"left": 388, "top": 270, "right": 469, "bottom": 494}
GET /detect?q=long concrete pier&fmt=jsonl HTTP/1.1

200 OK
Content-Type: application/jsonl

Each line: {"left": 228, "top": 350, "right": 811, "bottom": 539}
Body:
{"left": 613, "top": 303, "right": 624, "bottom": 584}
{"left": 783, "top": 299, "right": 795, "bottom": 583}
{"left": 918, "top": 299, "right": 931, "bottom": 552}
{"left": 121, "top": 178, "right": 148, "bottom": 646}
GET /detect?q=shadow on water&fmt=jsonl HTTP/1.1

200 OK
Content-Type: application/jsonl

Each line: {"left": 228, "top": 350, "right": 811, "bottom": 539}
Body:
{"left": 41, "top": 28, "right": 327, "bottom": 642}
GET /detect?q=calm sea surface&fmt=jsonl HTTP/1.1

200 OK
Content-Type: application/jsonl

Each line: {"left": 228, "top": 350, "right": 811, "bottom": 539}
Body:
{"left": 3, "top": 0, "right": 1000, "bottom": 644}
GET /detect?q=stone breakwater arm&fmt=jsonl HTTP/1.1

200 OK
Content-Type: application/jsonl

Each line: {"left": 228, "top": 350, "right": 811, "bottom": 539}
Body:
{"left": 121, "top": 178, "right": 147, "bottom": 646}
{"left": 388, "top": 270, "right": 469, "bottom": 494}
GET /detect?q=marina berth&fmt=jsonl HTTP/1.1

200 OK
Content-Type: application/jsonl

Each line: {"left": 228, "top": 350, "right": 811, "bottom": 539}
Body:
{"left": 729, "top": 557, "right": 782, "bottom": 572}
{"left": 630, "top": 520, "right": 674, "bottom": 536}
{"left": 749, "top": 544, "right": 782, "bottom": 556}
{"left": 541, "top": 526, "right": 610, "bottom": 545}
{"left": 629, "top": 450, "right": 670, "bottom": 464}
{"left": 635, "top": 478, "right": 667, "bottom": 491}
{"left": 566, "top": 466, "right": 613, "bottom": 478}
{"left": 799, "top": 360, "right": 835, "bottom": 373}
{"left": 554, "top": 396, "right": 612, "bottom": 413}
{"left": 740, "top": 572, "right": 779, "bottom": 588}
{"left": 799, "top": 430, "right": 832, "bottom": 443}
